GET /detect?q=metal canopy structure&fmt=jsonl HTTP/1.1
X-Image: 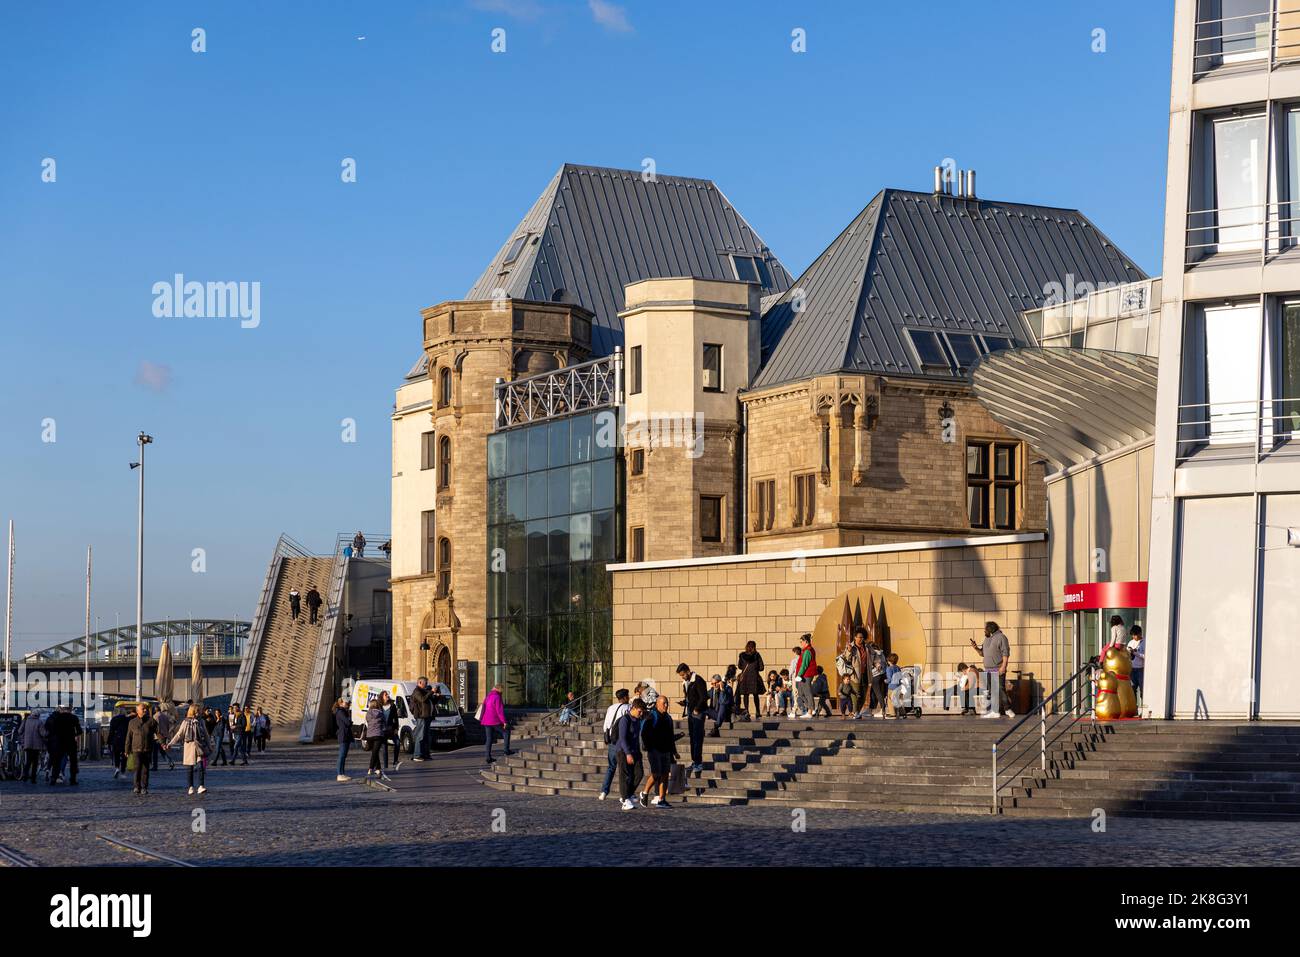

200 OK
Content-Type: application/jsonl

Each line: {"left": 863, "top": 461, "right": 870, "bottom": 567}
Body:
{"left": 495, "top": 353, "right": 621, "bottom": 429}
{"left": 24, "top": 618, "right": 251, "bottom": 664}
{"left": 970, "top": 348, "right": 1159, "bottom": 473}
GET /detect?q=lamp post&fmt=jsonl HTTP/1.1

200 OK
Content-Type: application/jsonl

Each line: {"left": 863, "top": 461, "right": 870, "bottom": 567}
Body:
{"left": 130, "top": 432, "right": 153, "bottom": 702}
{"left": 420, "top": 638, "right": 430, "bottom": 679}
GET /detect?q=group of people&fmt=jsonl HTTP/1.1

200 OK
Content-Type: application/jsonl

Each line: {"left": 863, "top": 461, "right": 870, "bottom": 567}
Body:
{"left": 288, "top": 586, "right": 323, "bottom": 625}
{"left": 15, "top": 706, "right": 84, "bottom": 786}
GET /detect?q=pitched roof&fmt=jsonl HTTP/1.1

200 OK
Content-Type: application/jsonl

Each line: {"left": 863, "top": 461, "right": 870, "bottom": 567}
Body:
{"left": 753, "top": 189, "right": 1146, "bottom": 389}
{"left": 463, "top": 164, "right": 793, "bottom": 356}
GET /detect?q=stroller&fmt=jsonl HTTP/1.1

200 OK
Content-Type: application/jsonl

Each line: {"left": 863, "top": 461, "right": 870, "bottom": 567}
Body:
{"left": 890, "top": 666, "right": 924, "bottom": 719}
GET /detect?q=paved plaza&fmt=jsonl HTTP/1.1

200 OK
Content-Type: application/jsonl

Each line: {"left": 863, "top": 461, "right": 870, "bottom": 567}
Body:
{"left": 2, "top": 740, "right": 1298, "bottom": 867}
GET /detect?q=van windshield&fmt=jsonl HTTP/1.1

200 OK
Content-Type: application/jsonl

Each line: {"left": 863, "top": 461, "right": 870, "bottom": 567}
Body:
{"left": 432, "top": 695, "right": 458, "bottom": 718}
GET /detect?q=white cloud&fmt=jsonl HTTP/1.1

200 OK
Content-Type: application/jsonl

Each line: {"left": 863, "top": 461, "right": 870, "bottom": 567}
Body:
{"left": 588, "top": 0, "right": 632, "bottom": 33}
{"left": 134, "top": 360, "right": 173, "bottom": 393}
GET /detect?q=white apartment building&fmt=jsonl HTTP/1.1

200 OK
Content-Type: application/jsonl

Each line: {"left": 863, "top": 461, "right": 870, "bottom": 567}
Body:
{"left": 1147, "top": 0, "right": 1300, "bottom": 719}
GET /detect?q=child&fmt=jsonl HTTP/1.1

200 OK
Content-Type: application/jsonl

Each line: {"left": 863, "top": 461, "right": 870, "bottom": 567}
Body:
{"left": 776, "top": 669, "right": 793, "bottom": 715}
{"left": 811, "top": 666, "right": 832, "bottom": 718}
{"left": 955, "top": 662, "right": 976, "bottom": 715}
{"left": 884, "top": 653, "right": 902, "bottom": 718}
{"left": 763, "top": 671, "right": 781, "bottom": 716}
{"left": 838, "top": 674, "right": 855, "bottom": 719}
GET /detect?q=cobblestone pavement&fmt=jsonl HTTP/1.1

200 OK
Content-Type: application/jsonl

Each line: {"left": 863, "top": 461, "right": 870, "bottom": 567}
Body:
{"left": 2, "top": 742, "right": 1297, "bottom": 867}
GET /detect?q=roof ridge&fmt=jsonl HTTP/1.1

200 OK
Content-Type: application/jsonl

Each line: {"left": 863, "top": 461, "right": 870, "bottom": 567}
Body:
{"left": 559, "top": 162, "right": 720, "bottom": 187}
{"left": 837, "top": 188, "right": 894, "bottom": 373}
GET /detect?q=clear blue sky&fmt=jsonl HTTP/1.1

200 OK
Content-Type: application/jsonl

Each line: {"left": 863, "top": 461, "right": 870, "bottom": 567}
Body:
{"left": 0, "top": 1, "right": 1173, "bottom": 654}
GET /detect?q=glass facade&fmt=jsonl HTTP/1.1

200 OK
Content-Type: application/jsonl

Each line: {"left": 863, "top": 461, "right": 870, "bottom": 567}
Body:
{"left": 485, "top": 410, "right": 622, "bottom": 706}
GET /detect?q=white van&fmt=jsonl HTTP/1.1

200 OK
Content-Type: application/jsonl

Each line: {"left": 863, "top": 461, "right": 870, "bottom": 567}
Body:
{"left": 350, "top": 679, "right": 465, "bottom": 751}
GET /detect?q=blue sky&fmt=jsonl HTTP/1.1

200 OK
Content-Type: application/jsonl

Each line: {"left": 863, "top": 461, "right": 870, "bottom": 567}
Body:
{"left": 0, "top": 0, "right": 1173, "bottom": 654}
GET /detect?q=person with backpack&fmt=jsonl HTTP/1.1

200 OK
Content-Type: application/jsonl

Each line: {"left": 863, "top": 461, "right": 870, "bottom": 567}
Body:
{"left": 638, "top": 694, "right": 678, "bottom": 809}
{"left": 44, "top": 706, "right": 81, "bottom": 785}
{"left": 480, "top": 683, "right": 512, "bottom": 764}
{"left": 675, "top": 663, "right": 709, "bottom": 774}
{"left": 409, "top": 676, "right": 436, "bottom": 762}
{"left": 614, "top": 697, "right": 646, "bottom": 811}
{"left": 735, "top": 641, "right": 765, "bottom": 722}
{"left": 598, "top": 688, "right": 631, "bottom": 801}
{"left": 305, "top": 586, "right": 322, "bottom": 625}
{"left": 163, "top": 705, "right": 211, "bottom": 795}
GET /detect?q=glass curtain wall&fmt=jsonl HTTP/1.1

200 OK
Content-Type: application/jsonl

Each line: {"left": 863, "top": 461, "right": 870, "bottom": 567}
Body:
{"left": 485, "top": 410, "right": 622, "bottom": 706}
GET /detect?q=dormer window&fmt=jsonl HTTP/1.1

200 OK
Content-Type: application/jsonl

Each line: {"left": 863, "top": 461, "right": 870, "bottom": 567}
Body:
{"left": 908, "top": 329, "right": 952, "bottom": 372}
{"left": 729, "top": 254, "right": 771, "bottom": 285}
{"left": 503, "top": 234, "right": 529, "bottom": 266}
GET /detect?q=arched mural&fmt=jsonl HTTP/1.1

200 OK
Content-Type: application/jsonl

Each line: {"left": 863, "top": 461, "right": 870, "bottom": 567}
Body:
{"left": 811, "top": 585, "right": 927, "bottom": 680}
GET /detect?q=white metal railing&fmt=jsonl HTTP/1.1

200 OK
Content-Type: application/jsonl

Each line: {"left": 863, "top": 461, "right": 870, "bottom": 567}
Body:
{"left": 494, "top": 352, "right": 622, "bottom": 429}
{"left": 1184, "top": 201, "right": 1300, "bottom": 265}
{"left": 1193, "top": 3, "right": 1300, "bottom": 79}
{"left": 1176, "top": 397, "right": 1300, "bottom": 462}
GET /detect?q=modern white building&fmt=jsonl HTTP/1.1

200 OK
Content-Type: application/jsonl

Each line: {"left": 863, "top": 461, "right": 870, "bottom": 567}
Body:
{"left": 1146, "top": 0, "right": 1300, "bottom": 719}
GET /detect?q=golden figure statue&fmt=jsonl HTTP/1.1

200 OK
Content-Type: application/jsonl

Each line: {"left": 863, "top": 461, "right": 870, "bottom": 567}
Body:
{"left": 1096, "top": 645, "right": 1138, "bottom": 719}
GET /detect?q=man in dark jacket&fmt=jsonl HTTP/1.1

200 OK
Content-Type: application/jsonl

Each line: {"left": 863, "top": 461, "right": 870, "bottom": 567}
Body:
{"left": 44, "top": 706, "right": 82, "bottom": 785}
{"left": 675, "top": 662, "right": 709, "bottom": 774}
{"left": 639, "top": 694, "right": 678, "bottom": 809}
{"left": 409, "top": 677, "right": 435, "bottom": 761}
{"left": 289, "top": 588, "right": 301, "bottom": 622}
{"left": 107, "top": 707, "right": 131, "bottom": 779}
{"left": 125, "top": 704, "right": 159, "bottom": 795}
{"left": 614, "top": 698, "right": 646, "bottom": 811}
{"left": 708, "top": 674, "right": 734, "bottom": 736}
{"left": 305, "top": 586, "right": 322, "bottom": 624}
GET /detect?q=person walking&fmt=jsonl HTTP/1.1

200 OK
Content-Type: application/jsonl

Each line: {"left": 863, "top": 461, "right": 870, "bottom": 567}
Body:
{"left": 154, "top": 706, "right": 174, "bottom": 771}
{"left": 239, "top": 706, "right": 253, "bottom": 764}
{"left": 480, "top": 684, "right": 512, "bottom": 765}
{"left": 19, "top": 709, "right": 46, "bottom": 784}
{"left": 598, "top": 688, "right": 631, "bottom": 801}
{"left": 848, "top": 627, "right": 871, "bottom": 718}
{"left": 107, "top": 706, "right": 130, "bottom": 779}
{"left": 409, "top": 676, "right": 435, "bottom": 762}
{"left": 614, "top": 697, "right": 646, "bottom": 811}
{"left": 253, "top": 708, "right": 269, "bottom": 753}
{"left": 228, "top": 704, "right": 246, "bottom": 764}
{"left": 164, "top": 705, "right": 211, "bottom": 795}
{"left": 125, "top": 703, "right": 159, "bottom": 795}
{"left": 364, "top": 696, "right": 387, "bottom": 780}
{"left": 675, "top": 662, "right": 709, "bottom": 774}
{"left": 333, "top": 698, "right": 352, "bottom": 781}
{"left": 306, "top": 586, "right": 322, "bottom": 625}
{"left": 735, "top": 641, "right": 765, "bottom": 721}
{"left": 639, "top": 694, "right": 678, "bottom": 808}
{"left": 289, "top": 588, "right": 301, "bottom": 623}
{"left": 209, "top": 708, "right": 229, "bottom": 766}
{"left": 793, "top": 633, "right": 818, "bottom": 719}
{"left": 970, "top": 621, "right": 1013, "bottom": 718}
{"left": 379, "top": 691, "right": 401, "bottom": 771}
{"left": 45, "top": 705, "right": 81, "bottom": 785}
{"left": 352, "top": 531, "right": 366, "bottom": 559}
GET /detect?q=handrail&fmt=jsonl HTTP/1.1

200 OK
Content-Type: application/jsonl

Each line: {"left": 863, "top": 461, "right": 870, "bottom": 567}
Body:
{"left": 533, "top": 684, "right": 609, "bottom": 739}
{"left": 991, "top": 661, "right": 1097, "bottom": 813}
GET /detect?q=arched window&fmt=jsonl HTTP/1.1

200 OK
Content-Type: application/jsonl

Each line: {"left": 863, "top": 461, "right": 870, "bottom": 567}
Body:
{"left": 438, "top": 367, "right": 452, "bottom": 408}
{"left": 437, "top": 436, "right": 452, "bottom": 489}
{"left": 437, "top": 537, "right": 452, "bottom": 597}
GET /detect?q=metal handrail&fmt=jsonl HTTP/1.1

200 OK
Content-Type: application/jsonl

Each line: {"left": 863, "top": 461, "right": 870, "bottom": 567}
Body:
{"left": 334, "top": 532, "right": 389, "bottom": 558}
{"left": 533, "top": 684, "right": 609, "bottom": 738}
{"left": 1176, "top": 397, "right": 1300, "bottom": 461}
{"left": 991, "top": 662, "right": 1097, "bottom": 813}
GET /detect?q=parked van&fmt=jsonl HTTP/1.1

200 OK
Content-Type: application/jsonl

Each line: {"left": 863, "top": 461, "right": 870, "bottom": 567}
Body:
{"left": 350, "top": 679, "right": 465, "bottom": 751}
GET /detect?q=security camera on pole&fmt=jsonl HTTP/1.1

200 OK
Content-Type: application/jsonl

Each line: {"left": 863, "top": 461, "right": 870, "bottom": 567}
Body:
{"left": 130, "top": 432, "right": 153, "bottom": 703}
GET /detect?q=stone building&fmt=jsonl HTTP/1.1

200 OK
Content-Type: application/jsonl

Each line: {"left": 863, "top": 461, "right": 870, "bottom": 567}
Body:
{"left": 391, "top": 163, "right": 1145, "bottom": 707}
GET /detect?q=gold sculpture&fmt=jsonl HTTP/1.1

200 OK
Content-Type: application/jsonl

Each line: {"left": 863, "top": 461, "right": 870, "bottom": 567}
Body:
{"left": 1096, "top": 645, "right": 1138, "bottom": 719}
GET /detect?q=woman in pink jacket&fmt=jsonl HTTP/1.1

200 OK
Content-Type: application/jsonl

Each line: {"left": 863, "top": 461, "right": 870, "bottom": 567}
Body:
{"left": 480, "top": 684, "right": 512, "bottom": 764}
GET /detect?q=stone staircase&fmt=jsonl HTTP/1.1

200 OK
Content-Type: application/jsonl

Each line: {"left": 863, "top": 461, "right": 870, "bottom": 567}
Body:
{"left": 480, "top": 715, "right": 1086, "bottom": 813}
{"left": 241, "top": 555, "right": 335, "bottom": 731}
{"left": 1001, "top": 721, "right": 1300, "bottom": 821}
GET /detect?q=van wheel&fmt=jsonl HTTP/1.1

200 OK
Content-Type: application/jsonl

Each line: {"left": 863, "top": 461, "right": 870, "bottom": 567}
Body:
{"left": 400, "top": 730, "right": 412, "bottom": 755}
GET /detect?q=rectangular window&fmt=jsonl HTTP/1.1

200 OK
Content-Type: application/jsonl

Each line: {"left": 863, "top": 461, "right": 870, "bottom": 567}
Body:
{"left": 700, "top": 495, "right": 723, "bottom": 543}
{"left": 629, "top": 447, "right": 645, "bottom": 476}
{"left": 966, "top": 440, "right": 1019, "bottom": 530}
{"left": 730, "top": 255, "right": 760, "bottom": 283}
{"left": 420, "top": 431, "right": 436, "bottom": 470}
{"left": 1277, "top": 302, "right": 1300, "bottom": 435}
{"left": 421, "top": 510, "right": 436, "bottom": 574}
{"left": 946, "top": 333, "right": 981, "bottom": 371}
{"left": 752, "top": 478, "right": 775, "bottom": 531}
{"left": 792, "top": 473, "right": 816, "bottom": 527}
{"left": 907, "top": 329, "right": 952, "bottom": 372}
{"left": 630, "top": 526, "right": 645, "bottom": 562}
{"left": 1212, "top": 113, "right": 1266, "bottom": 252}
{"left": 629, "top": 345, "right": 642, "bottom": 395}
{"left": 503, "top": 234, "right": 529, "bottom": 265}
{"left": 703, "top": 343, "right": 723, "bottom": 392}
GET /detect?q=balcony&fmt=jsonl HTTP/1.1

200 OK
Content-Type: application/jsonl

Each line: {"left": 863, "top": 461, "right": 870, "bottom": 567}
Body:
{"left": 494, "top": 353, "right": 622, "bottom": 429}
{"left": 1176, "top": 396, "right": 1300, "bottom": 463}
{"left": 1185, "top": 200, "right": 1300, "bottom": 266}
{"left": 1193, "top": 1, "right": 1300, "bottom": 80}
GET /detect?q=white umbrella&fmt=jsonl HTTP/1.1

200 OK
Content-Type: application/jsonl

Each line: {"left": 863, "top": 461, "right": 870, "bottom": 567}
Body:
{"left": 190, "top": 641, "right": 204, "bottom": 706}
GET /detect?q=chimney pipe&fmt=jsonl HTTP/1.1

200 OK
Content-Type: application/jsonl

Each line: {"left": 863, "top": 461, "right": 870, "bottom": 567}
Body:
{"left": 967, "top": 169, "right": 977, "bottom": 198}
{"left": 933, "top": 166, "right": 943, "bottom": 194}
{"left": 943, "top": 167, "right": 953, "bottom": 195}
{"left": 958, "top": 170, "right": 967, "bottom": 197}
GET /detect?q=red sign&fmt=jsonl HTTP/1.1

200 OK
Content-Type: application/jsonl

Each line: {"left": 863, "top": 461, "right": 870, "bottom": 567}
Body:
{"left": 1062, "top": 581, "right": 1147, "bottom": 611}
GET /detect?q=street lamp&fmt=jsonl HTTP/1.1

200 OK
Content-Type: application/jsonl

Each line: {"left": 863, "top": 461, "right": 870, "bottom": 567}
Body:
{"left": 130, "top": 432, "right": 153, "bottom": 702}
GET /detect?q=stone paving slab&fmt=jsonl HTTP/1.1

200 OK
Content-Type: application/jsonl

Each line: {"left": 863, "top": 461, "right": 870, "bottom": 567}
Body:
{"left": 2, "top": 743, "right": 1298, "bottom": 867}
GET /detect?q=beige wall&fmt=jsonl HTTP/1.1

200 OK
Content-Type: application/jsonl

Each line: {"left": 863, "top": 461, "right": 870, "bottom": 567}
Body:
{"left": 391, "top": 378, "right": 435, "bottom": 581}
{"left": 612, "top": 534, "right": 1052, "bottom": 699}
{"left": 1047, "top": 442, "right": 1153, "bottom": 610}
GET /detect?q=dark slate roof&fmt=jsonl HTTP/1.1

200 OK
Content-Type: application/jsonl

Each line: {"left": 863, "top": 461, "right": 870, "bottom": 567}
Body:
{"left": 463, "top": 164, "right": 793, "bottom": 356}
{"left": 753, "top": 189, "right": 1146, "bottom": 389}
